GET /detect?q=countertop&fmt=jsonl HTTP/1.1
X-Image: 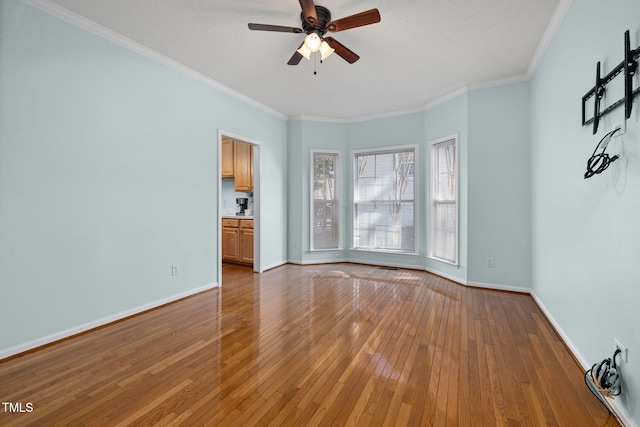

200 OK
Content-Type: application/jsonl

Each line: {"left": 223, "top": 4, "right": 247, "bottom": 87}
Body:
{"left": 222, "top": 213, "right": 254, "bottom": 220}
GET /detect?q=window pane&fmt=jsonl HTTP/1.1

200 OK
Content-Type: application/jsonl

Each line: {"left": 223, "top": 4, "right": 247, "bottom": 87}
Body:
{"left": 354, "top": 201, "right": 415, "bottom": 251}
{"left": 314, "top": 154, "right": 336, "bottom": 200}
{"left": 429, "top": 138, "right": 457, "bottom": 264}
{"left": 433, "top": 202, "right": 456, "bottom": 262}
{"left": 313, "top": 200, "right": 338, "bottom": 249}
{"left": 312, "top": 152, "right": 339, "bottom": 250}
{"left": 435, "top": 143, "right": 455, "bottom": 201}
{"left": 353, "top": 147, "right": 416, "bottom": 253}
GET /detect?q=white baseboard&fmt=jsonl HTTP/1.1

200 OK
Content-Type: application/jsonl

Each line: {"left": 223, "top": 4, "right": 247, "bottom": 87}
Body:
{"left": 261, "top": 260, "right": 289, "bottom": 271}
{"left": 531, "top": 293, "right": 636, "bottom": 427}
{"left": 530, "top": 293, "right": 589, "bottom": 367}
{"left": 290, "top": 261, "right": 530, "bottom": 294}
{"left": 347, "top": 258, "right": 425, "bottom": 271}
{"left": 466, "top": 280, "right": 531, "bottom": 294}
{"left": 0, "top": 282, "right": 218, "bottom": 360}
{"left": 423, "top": 267, "right": 532, "bottom": 294}
{"left": 424, "top": 266, "right": 467, "bottom": 286}
{"left": 290, "top": 258, "right": 350, "bottom": 266}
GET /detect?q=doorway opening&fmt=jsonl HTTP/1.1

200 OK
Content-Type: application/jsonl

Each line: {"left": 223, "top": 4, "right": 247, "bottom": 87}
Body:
{"left": 217, "top": 130, "right": 261, "bottom": 286}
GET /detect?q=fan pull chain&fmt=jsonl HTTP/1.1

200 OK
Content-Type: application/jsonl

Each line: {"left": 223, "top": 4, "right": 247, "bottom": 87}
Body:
{"left": 314, "top": 53, "right": 317, "bottom": 75}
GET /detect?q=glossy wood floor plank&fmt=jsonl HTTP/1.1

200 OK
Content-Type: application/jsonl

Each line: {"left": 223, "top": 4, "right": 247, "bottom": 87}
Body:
{"left": 0, "top": 263, "right": 619, "bottom": 426}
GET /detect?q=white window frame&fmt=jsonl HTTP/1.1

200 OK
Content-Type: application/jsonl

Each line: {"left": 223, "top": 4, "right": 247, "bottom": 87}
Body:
{"left": 351, "top": 144, "right": 418, "bottom": 255}
{"left": 428, "top": 134, "right": 459, "bottom": 266}
{"left": 310, "top": 149, "right": 342, "bottom": 251}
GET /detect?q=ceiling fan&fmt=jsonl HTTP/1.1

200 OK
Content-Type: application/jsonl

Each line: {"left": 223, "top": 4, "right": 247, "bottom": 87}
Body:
{"left": 248, "top": 0, "right": 381, "bottom": 65}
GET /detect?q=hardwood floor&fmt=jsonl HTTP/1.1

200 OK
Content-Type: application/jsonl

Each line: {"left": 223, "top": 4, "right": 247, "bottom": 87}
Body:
{"left": 0, "top": 263, "right": 619, "bottom": 426}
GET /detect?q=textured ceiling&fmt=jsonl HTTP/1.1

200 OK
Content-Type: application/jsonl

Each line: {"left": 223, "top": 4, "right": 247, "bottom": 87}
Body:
{"left": 42, "top": 0, "right": 562, "bottom": 121}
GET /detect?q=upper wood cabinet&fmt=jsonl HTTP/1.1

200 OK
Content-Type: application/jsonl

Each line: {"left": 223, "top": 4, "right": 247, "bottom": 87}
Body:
{"left": 221, "top": 138, "right": 253, "bottom": 192}
{"left": 234, "top": 141, "right": 253, "bottom": 192}
{"left": 221, "top": 138, "right": 234, "bottom": 178}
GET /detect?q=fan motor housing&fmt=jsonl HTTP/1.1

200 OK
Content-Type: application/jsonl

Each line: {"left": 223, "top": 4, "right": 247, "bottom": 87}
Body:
{"left": 302, "top": 5, "right": 331, "bottom": 35}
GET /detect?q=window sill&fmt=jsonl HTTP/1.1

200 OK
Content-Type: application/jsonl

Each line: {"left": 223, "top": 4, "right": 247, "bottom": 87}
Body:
{"left": 351, "top": 248, "right": 420, "bottom": 257}
{"left": 426, "top": 256, "right": 459, "bottom": 268}
{"left": 309, "top": 248, "right": 343, "bottom": 253}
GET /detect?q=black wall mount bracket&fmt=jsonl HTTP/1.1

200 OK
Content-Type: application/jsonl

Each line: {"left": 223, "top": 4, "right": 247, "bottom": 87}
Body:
{"left": 582, "top": 30, "right": 640, "bottom": 134}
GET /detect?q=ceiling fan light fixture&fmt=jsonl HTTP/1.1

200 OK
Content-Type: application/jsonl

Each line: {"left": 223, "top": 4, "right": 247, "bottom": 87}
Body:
{"left": 248, "top": 3, "right": 381, "bottom": 66}
{"left": 303, "top": 33, "right": 322, "bottom": 52}
{"left": 296, "top": 43, "right": 312, "bottom": 60}
{"left": 320, "top": 40, "right": 334, "bottom": 60}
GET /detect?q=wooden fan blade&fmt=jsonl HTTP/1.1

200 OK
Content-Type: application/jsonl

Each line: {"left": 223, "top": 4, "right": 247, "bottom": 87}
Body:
{"left": 326, "top": 9, "right": 381, "bottom": 32}
{"left": 324, "top": 37, "right": 359, "bottom": 64}
{"left": 288, "top": 43, "right": 305, "bottom": 65}
{"left": 248, "top": 23, "right": 303, "bottom": 33}
{"left": 299, "top": 0, "right": 317, "bottom": 25}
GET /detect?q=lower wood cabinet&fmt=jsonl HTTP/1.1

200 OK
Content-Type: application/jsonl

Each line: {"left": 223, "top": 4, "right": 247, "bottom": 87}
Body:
{"left": 239, "top": 220, "right": 254, "bottom": 264}
{"left": 222, "top": 218, "right": 253, "bottom": 265}
{"left": 222, "top": 224, "right": 240, "bottom": 262}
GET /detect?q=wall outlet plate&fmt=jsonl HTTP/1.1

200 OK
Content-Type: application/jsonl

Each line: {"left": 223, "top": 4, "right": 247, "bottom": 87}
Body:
{"left": 613, "top": 121, "right": 626, "bottom": 136}
{"left": 171, "top": 264, "right": 180, "bottom": 276}
{"left": 614, "top": 337, "right": 628, "bottom": 363}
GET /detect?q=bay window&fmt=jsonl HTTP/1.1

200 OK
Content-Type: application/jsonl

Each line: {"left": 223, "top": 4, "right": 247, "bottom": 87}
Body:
{"left": 352, "top": 146, "right": 417, "bottom": 253}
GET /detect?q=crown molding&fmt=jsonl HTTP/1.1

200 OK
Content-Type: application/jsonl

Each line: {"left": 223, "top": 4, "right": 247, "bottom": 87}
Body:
{"left": 289, "top": 74, "right": 526, "bottom": 124}
{"left": 24, "top": 0, "right": 571, "bottom": 126}
{"left": 422, "top": 86, "right": 469, "bottom": 112}
{"left": 342, "top": 106, "right": 427, "bottom": 124}
{"left": 291, "top": 0, "right": 573, "bottom": 124}
{"left": 290, "top": 104, "right": 427, "bottom": 124}
{"left": 465, "top": 73, "right": 530, "bottom": 92}
{"left": 527, "top": 0, "right": 574, "bottom": 78}
{"left": 23, "top": 0, "right": 288, "bottom": 121}
{"left": 288, "top": 115, "right": 350, "bottom": 124}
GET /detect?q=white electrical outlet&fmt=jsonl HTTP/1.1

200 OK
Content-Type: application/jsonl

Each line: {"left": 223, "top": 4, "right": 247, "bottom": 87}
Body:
{"left": 171, "top": 264, "right": 180, "bottom": 276}
{"left": 614, "top": 338, "right": 628, "bottom": 363}
{"left": 613, "top": 121, "right": 626, "bottom": 136}
{"left": 486, "top": 257, "right": 494, "bottom": 268}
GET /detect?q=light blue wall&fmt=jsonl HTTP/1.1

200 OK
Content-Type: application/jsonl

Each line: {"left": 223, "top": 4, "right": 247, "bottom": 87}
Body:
{"left": 424, "top": 94, "right": 469, "bottom": 283}
{"left": 287, "top": 119, "right": 347, "bottom": 263}
{"left": 0, "top": 0, "right": 287, "bottom": 353}
{"left": 467, "top": 82, "right": 531, "bottom": 289}
{"left": 531, "top": 0, "right": 640, "bottom": 423}
{"left": 286, "top": 120, "right": 303, "bottom": 262}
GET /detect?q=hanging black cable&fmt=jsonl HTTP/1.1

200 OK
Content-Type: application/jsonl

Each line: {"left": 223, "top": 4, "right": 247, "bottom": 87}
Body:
{"left": 584, "top": 347, "right": 623, "bottom": 415}
{"left": 584, "top": 128, "right": 621, "bottom": 179}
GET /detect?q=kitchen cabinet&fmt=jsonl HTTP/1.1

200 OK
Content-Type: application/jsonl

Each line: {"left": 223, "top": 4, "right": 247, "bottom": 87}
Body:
{"left": 234, "top": 141, "right": 253, "bottom": 192}
{"left": 222, "top": 219, "right": 240, "bottom": 262}
{"left": 221, "top": 138, "right": 234, "bottom": 178}
{"left": 222, "top": 218, "right": 253, "bottom": 265}
{"left": 221, "top": 138, "right": 253, "bottom": 192}
{"left": 239, "top": 219, "right": 254, "bottom": 264}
